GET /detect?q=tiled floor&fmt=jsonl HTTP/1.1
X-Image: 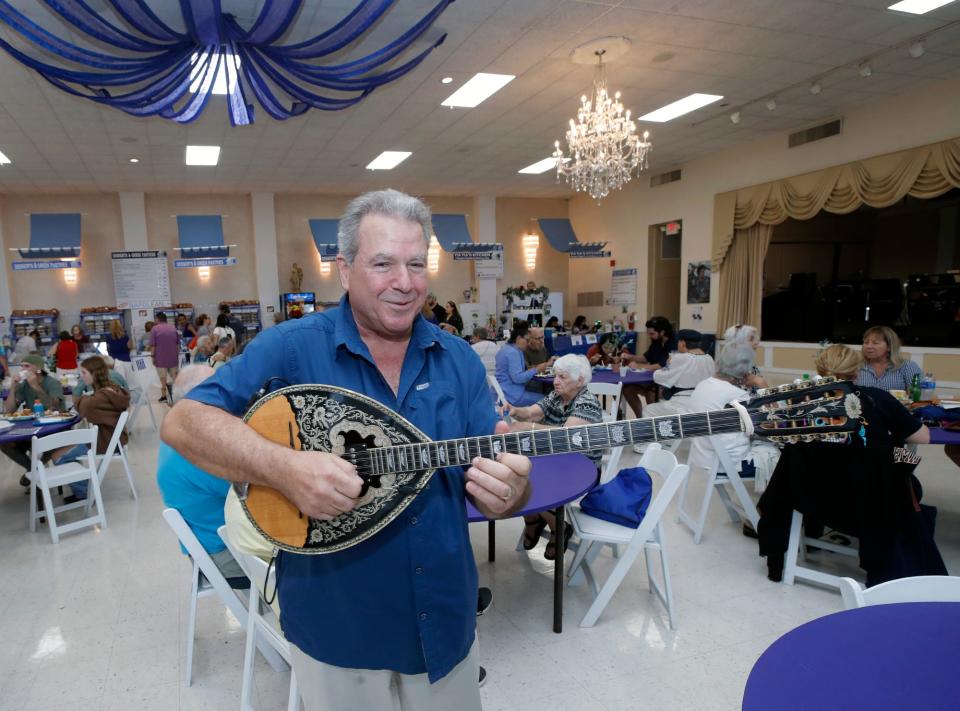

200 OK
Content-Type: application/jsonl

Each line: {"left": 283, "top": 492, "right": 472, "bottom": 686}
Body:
{"left": 0, "top": 401, "right": 957, "bottom": 711}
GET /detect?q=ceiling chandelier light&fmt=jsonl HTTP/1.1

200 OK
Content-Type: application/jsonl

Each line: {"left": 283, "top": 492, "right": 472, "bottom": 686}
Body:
{"left": 552, "top": 48, "right": 652, "bottom": 202}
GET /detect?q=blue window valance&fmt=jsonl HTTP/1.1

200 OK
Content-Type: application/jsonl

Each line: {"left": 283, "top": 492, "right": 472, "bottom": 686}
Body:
{"left": 432, "top": 214, "right": 471, "bottom": 251}
{"left": 309, "top": 218, "right": 339, "bottom": 259}
{"left": 177, "top": 215, "right": 228, "bottom": 258}
{"left": 21, "top": 213, "right": 81, "bottom": 258}
{"left": 537, "top": 218, "right": 580, "bottom": 253}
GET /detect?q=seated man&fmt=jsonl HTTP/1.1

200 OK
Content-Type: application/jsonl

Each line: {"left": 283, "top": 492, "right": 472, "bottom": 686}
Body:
{"left": 470, "top": 327, "right": 499, "bottom": 376}
{"left": 157, "top": 364, "right": 247, "bottom": 588}
{"left": 190, "top": 334, "right": 217, "bottom": 363}
{"left": 208, "top": 336, "right": 234, "bottom": 370}
{"left": 644, "top": 329, "right": 715, "bottom": 418}
{"left": 2, "top": 353, "right": 65, "bottom": 486}
{"left": 494, "top": 322, "right": 552, "bottom": 406}
{"left": 523, "top": 327, "right": 551, "bottom": 368}
{"left": 626, "top": 316, "right": 677, "bottom": 371}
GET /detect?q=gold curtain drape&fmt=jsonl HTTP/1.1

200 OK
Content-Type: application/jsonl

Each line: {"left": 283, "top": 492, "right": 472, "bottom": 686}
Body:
{"left": 713, "top": 137, "right": 960, "bottom": 334}
{"left": 716, "top": 224, "right": 773, "bottom": 337}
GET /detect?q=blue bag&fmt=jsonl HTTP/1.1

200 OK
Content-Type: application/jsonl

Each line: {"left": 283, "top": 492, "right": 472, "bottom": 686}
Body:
{"left": 579, "top": 466, "right": 653, "bottom": 528}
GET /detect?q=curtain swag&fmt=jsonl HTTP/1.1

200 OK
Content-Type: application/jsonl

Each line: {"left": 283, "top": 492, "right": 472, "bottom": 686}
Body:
{"left": 712, "top": 137, "right": 960, "bottom": 270}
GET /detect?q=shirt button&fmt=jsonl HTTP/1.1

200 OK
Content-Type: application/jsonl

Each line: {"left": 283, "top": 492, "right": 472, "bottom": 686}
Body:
{"left": 415, "top": 567, "right": 423, "bottom": 575}
{"left": 410, "top": 516, "right": 419, "bottom": 525}
{"left": 419, "top": 612, "right": 428, "bottom": 621}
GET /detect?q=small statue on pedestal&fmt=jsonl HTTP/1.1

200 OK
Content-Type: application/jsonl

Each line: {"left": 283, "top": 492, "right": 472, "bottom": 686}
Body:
{"left": 290, "top": 262, "right": 304, "bottom": 292}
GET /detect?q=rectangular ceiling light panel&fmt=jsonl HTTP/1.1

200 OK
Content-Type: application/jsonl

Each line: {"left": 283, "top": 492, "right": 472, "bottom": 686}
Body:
{"left": 887, "top": 0, "right": 956, "bottom": 14}
{"left": 518, "top": 157, "right": 559, "bottom": 174}
{"left": 366, "top": 151, "right": 412, "bottom": 170}
{"left": 441, "top": 73, "right": 516, "bottom": 108}
{"left": 185, "top": 145, "right": 221, "bottom": 166}
{"left": 638, "top": 93, "right": 724, "bottom": 122}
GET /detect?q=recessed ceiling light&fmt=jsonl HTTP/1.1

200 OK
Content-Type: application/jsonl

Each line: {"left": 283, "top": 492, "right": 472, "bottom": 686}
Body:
{"left": 128, "top": 158, "right": 140, "bottom": 163}
{"left": 440, "top": 76, "right": 453, "bottom": 84}
{"left": 809, "top": 82, "right": 823, "bottom": 95}
{"left": 909, "top": 41, "right": 925, "bottom": 57}
{"left": 638, "top": 93, "right": 724, "bottom": 122}
{"left": 887, "top": 0, "right": 957, "bottom": 14}
{"left": 730, "top": 111, "right": 741, "bottom": 124}
{"left": 858, "top": 63, "right": 873, "bottom": 77}
{"left": 366, "top": 150, "right": 412, "bottom": 170}
{"left": 0, "top": 150, "right": 11, "bottom": 165}
{"left": 765, "top": 99, "right": 777, "bottom": 111}
{"left": 518, "top": 157, "right": 559, "bottom": 174}
{"left": 441, "top": 73, "right": 515, "bottom": 108}
{"left": 185, "top": 145, "right": 221, "bottom": 166}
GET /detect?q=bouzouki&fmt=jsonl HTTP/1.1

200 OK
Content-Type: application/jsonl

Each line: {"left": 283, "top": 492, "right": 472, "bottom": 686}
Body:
{"left": 237, "top": 377, "right": 863, "bottom": 554}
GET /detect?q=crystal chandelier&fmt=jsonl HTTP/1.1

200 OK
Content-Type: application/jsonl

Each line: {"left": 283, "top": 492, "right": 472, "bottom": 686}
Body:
{"left": 553, "top": 51, "right": 652, "bottom": 202}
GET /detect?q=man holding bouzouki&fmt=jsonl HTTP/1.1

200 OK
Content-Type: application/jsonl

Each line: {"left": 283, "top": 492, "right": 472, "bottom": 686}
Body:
{"left": 162, "top": 189, "right": 529, "bottom": 710}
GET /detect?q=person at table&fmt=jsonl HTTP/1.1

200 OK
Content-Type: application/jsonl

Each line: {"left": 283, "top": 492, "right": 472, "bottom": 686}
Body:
{"left": 439, "top": 300, "right": 464, "bottom": 335}
{"left": 722, "top": 324, "right": 768, "bottom": 390}
{"left": 495, "top": 322, "right": 553, "bottom": 407}
{"left": 505, "top": 354, "right": 603, "bottom": 560}
{"left": 190, "top": 334, "right": 217, "bottom": 364}
{"left": 161, "top": 188, "right": 531, "bottom": 711}
{"left": 625, "top": 316, "right": 676, "bottom": 371}
{"left": 524, "top": 327, "right": 551, "bottom": 368}
{"left": 72, "top": 356, "right": 128, "bottom": 396}
{"left": 545, "top": 316, "right": 562, "bottom": 332}
{"left": 149, "top": 312, "right": 180, "bottom": 404}
{"left": 759, "top": 344, "right": 936, "bottom": 584}
{"left": 71, "top": 324, "right": 91, "bottom": 354}
{"left": 470, "top": 327, "right": 499, "bottom": 376}
{"left": 1, "top": 353, "right": 66, "bottom": 485}
{"left": 207, "top": 336, "right": 234, "bottom": 370}
{"left": 426, "top": 292, "right": 446, "bottom": 323}
{"left": 13, "top": 329, "right": 40, "bottom": 364}
{"left": 644, "top": 329, "right": 715, "bottom": 418}
{"left": 158, "top": 364, "right": 249, "bottom": 588}
{"left": 51, "top": 355, "right": 130, "bottom": 503}
{"left": 105, "top": 319, "right": 133, "bottom": 381}
{"left": 49, "top": 330, "right": 79, "bottom": 375}
{"left": 572, "top": 315, "right": 589, "bottom": 334}
{"left": 856, "top": 326, "right": 922, "bottom": 392}
{"left": 586, "top": 332, "right": 622, "bottom": 367}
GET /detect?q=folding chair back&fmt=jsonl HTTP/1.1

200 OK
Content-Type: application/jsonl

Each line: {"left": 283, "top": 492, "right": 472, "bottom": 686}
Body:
{"left": 95, "top": 410, "right": 137, "bottom": 499}
{"left": 487, "top": 374, "right": 509, "bottom": 409}
{"left": 839, "top": 575, "right": 960, "bottom": 610}
{"left": 29, "top": 426, "right": 106, "bottom": 543}
{"left": 587, "top": 381, "right": 623, "bottom": 423}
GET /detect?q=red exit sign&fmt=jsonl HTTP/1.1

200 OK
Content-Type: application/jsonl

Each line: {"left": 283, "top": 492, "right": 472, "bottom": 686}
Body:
{"left": 665, "top": 221, "right": 681, "bottom": 235}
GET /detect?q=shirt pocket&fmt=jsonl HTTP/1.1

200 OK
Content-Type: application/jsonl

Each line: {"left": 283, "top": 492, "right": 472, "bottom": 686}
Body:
{"left": 407, "top": 383, "right": 462, "bottom": 442}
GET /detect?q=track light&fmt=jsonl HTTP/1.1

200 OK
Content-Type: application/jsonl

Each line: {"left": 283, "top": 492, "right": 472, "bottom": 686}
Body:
{"left": 909, "top": 41, "right": 925, "bottom": 58}
{"left": 765, "top": 99, "right": 777, "bottom": 111}
{"left": 809, "top": 82, "right": 822, "bottom": 95}
{"left": 730, "top": 111, "right": 741, "bottom": 124}
{"left": 858, "top": 63, "right": 872, "bottom": 77}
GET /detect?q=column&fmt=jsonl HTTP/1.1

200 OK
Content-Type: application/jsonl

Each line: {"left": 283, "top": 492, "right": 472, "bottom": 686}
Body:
{"left": 0, "top": 199, "right": 13, "bottom": 339}
{"left": 251, "top": 192, "right": 280, "bottom": 328}
{"left": 474, "top": 194, "right": 498, "bottom": 330}
{"left": 118, "top": 191, "right": 152, "bottom": 339}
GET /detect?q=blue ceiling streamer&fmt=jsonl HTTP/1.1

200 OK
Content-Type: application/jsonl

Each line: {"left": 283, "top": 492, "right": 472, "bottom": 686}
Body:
{"left": 309, "top": 218, "right": 339, "bottom": 258}
{"left": 22, "top": 213, "right": 82, "bottom": 259}
{"left": 538, "top": 218, "right": 580, "bottom": 253}
{"left": 177, "top": 214, "right": 228, "bottom": 258}
{"left": 431, "top": 214, "right": 471, "bottom": 252}
{"left": 0, "top": 0, "right": 454, "bottom": 124}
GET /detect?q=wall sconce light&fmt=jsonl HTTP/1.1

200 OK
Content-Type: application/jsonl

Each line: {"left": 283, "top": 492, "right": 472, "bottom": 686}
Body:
{"left": 198, "top": 266, "right": 210, "bottom": 279}
{"left": 319, "top": 257, "right": 330, "bottom": 276}
{"left": 63, "top": 268, "right": 77, "bottom": 284}
{"left": 428, "top": 235, "right": 440, "bottom": 273}
{"left": 522, "top": 233, "right": 539, "bottom": 271}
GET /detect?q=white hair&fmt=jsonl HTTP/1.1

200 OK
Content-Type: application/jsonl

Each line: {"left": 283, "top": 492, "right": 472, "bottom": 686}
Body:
{"left": 337, "top": 189, "right": 432, "bottom": 265}
{"left": 715, "top": 343, "right": 755, "bottom": 380}
{"left": 723, "top": 324, "right": 759, "bottom": 345}
{"left": 172, "top": 364, "right": 215, "bottom": 402}
{"left": 553, "top": 354, "right": 592, "bottom": 385}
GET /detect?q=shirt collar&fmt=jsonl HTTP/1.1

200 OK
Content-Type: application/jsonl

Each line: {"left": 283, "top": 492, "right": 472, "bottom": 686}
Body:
{"left": 333, "top": 294, "right": 447, "bottom": 356}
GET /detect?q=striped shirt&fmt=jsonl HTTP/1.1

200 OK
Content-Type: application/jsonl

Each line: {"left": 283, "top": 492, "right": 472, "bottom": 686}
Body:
{"left": 537, "top": 387, "right": 604, "bottom": 464}
{"left": 855, "top": 359, "right": 922, "bottom": 392}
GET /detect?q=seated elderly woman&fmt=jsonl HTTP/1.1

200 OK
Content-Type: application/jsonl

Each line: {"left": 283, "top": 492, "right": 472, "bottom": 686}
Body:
{"left": 722, "top": 324, "right": 767, "bottom": 390}
{"left": 505, "top": 354, "right": 603, "bottom": 560}
{"left": 758, "top": 344, "right": 937, "bottom": 584}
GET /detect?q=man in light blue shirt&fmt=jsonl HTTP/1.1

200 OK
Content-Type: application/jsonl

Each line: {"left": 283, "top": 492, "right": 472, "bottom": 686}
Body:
{"left": 494, "top": 322, "right": 552, "bottom": 406}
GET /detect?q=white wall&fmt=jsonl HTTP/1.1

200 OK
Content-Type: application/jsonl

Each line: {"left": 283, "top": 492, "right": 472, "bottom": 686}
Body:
{"left": 568, "top": 76, "right": 960, "bottom": 336}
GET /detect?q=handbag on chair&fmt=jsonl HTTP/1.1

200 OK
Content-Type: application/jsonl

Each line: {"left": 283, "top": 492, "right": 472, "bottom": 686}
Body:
{"left": 579, "top": 466, "right": 653, "bottom": 528}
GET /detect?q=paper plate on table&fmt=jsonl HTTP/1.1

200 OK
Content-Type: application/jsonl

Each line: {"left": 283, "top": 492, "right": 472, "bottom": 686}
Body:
{"left": 36, "top": 415, "right": 74, "bottom": 425}
{"left": 3, "top": 414, "right": 35, "bottom": 422}
{"left": 0, "top": 420, "right": 13, "bottom": 430}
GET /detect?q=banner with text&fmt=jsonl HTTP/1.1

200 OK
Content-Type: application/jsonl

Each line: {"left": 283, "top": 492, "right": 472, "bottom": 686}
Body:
{"left": 112, "top": 250, "right": 170, "bottom": 309}
{"left": 13, "top": 259, "right": 81, "bottom": 271}
{"left": 568, "top": 242, "right": 610, "bottom": 259}
{"left": 610, "top": 268, "right": 638, "bottom": 306}
{"left": 173, "top": 257, "right": 238, "bottom": 268}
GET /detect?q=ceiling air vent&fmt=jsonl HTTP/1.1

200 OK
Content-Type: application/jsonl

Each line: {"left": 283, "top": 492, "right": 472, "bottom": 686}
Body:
{"left": 789, "top": 118, "right": 842, "bottom": 148}
{"left": 577, "top": 291, "right": 604, "bottom": 308}
{"left": 650, "top": 168, "right": 682, "bottom": 187}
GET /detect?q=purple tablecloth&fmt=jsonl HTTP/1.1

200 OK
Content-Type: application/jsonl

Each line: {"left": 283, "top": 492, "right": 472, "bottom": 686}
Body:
{"left": 743, "top": 602, "right": 960, "bottom": 711}
{"left": 0, "top": 415, "right": 80, "bottom": 445}
{"left": 929, "top": 427, "right": 960, "bottom": 446}
{"left": 535, "top": 368, "right": 654, "bottom": 386}
{"left": 466, "top": 452, "right": 598, "bottom": 522}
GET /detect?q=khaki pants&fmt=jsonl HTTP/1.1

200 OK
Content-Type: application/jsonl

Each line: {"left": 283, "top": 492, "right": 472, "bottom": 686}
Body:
{"left": 290, "top": 640, "right": 482, "bottom": 711}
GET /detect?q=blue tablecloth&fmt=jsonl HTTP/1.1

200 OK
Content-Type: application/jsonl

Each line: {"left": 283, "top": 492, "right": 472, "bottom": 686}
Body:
{"left": 547, "top": 331, "right": 638, "bottom": 357}
{"left": 743, "top": 602, "right": 960, "bottom": 711}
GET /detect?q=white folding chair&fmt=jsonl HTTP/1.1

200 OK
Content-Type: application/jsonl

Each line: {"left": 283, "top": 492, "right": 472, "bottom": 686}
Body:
{"left": 93, "top": 410, "right": 137, "bottom": 500}
{"left": 161, "top": 508, "right": 287, "bottom": 687}
{"left": 839, "top": 575, "right": 960, "bottom": 610}
{"left": 567, "top": 444, "right": 689, "bottom": 628}
{"left": 487, "top": 374, "right": 508, "bottom": 409}
{"left": 587, "top": 381, "right": 623, "bottom": 423}
{"left": 782, "top": 510, "right": 858, "bottom": 590}
{"left": 219, "top": 526, "right": 299, "bottom": 711}
{"left": 675, "top": 436, "right": 760, "bottom": 544}
{"left": 28, "top": 426, "right": 107, "bottom": 544}
{"left": 126, "top": 385, "right": 158, "bottom": 435}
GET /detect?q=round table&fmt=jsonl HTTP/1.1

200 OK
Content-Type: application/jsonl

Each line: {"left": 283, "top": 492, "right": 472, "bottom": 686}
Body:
{"left": 534, "top": 367, "right": 654, "bottom": 386}
{"left": 743, "top": 602, "right": 960, "bottom": 711}
{"left": 928, "top": 426, "right": 960, "bottom": 446}
{"left": 0, "top": 415, "right": 80, "bottom": 445}
{"left": 467, "top": 452, "right": 598, "bottom": 633}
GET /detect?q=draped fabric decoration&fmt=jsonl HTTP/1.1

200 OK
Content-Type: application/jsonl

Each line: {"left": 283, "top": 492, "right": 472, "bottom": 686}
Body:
{"left": 309, "top": 218, "right": 339, "bottom": 260}
{"left": 177, "top": 215, "right": 228, "bottom": 257}
{"left": 21, "top": 214, "right": 82, "bottom": 258}
{"left": 0, "top": 0, "right": 454, "bottom": 125}
{"left": 431, "top": 214, "right": 471, "bottom": 252}
{"left": 713, "top": 137, "right": 960, "bottom": 333}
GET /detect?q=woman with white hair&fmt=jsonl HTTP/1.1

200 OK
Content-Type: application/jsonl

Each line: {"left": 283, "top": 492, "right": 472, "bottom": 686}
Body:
{"left": 723, "top": 323, "right": 768, "bottom": 389}
{"left": 506, "top": 353, "right": 603, "bottom": 560}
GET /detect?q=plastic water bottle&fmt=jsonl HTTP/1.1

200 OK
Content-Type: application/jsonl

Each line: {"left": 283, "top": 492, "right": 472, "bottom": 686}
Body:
{"left": 921, "top": 372, "right": 936, "bottom": 400}
{"left": 32, "top": 399, "right": 44, "bottom": 418}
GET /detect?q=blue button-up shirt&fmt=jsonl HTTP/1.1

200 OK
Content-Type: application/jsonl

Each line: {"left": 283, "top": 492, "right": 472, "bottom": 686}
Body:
{"left": 856, "top": 359, "right": 922, "bottom": 392}
{"left": 186, "top": 296, "right": 496, "bottom": 682}
{"left": 495, "top": 343, "right": 539, "bottom": 406}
